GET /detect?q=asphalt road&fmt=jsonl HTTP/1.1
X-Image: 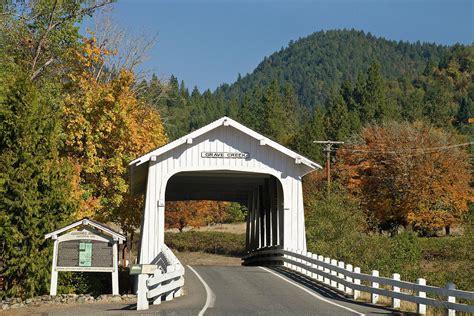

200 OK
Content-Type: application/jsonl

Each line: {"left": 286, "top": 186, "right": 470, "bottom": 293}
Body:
{"left": 13, "top": 265, "right": 400, "bottom": 316}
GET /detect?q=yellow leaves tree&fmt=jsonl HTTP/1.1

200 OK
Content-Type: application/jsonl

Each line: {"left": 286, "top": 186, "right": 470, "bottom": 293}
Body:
{"left": 336, "top": 121, "right": 472, "bottom": 235}
{"left": 63, "top": 37, "right": 167, "bottom": 230}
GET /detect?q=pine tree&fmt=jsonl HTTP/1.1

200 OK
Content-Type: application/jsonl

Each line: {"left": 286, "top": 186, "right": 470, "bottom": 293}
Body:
{"left": 292, "top": 106, "right": 326, "bottom": 163}
{"left": 261, "top": 79, "right": 286, "bottom": 142}
{"left": 326, "top": 94, "right": 352, "bottom": 141}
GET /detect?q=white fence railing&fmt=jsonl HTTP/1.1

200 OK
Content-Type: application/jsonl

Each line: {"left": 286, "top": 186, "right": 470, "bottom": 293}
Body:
{"left": 243, "top": 247, "right": 474, "bottom": 315}
{"left": 137, "top": 244, "right": 185, "bottom": 310}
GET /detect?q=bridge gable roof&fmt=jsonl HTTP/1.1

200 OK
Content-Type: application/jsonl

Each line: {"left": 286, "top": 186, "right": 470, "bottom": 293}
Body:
{"left": 129, "top": 116, "right": 322, "bottom": 170}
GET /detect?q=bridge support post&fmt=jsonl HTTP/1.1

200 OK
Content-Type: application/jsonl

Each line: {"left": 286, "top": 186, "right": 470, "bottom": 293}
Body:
{"left": 392, "top": 273, "right": 401, "bottom": 309}
{"left": 416, "top": 278, "right": 426, "bottom": 315}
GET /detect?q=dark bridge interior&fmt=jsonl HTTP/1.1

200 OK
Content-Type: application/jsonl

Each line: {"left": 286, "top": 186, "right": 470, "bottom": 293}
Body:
{"left": 165, "top": 171, "right": 273, "bottom": 205}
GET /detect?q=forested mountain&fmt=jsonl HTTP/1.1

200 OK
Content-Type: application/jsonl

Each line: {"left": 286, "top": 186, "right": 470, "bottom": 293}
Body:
{"left": 138, "top": 29, "right": 472, "bottom": 163}
{"left": 216, "top": 29, "right": 449, "bottom": 107}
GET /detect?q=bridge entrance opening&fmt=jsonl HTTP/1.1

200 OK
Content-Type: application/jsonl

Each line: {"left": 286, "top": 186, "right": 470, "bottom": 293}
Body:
{"left": 165, "top": 171, "right": 285, "bottom": 252}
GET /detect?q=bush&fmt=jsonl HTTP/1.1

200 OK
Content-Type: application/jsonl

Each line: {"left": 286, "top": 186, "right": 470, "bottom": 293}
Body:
{"left": 305, "top": 183, "right": 422, "bottom": 282}
{"left": 58, "top": 272, "right": 111, "bottom": 296}
{"left": 165, "top": 231, "right": 246, "bottom": 256}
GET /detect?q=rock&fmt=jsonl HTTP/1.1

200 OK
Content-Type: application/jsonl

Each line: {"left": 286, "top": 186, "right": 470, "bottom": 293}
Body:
{"left": 25, "top": 298, "right": 32, "bottom": 304}
{"left": 2, "top": 304, "right": 9, "bottom": 310}
{"left": 110, "top": 296, "right": 122, "bottom": 302}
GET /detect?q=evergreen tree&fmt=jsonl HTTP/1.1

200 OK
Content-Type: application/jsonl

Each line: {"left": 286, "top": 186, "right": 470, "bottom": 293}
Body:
{"left": 261, "top": 79, "right": 286, "bottom": 143}
{"left": 238, "top": 87, "right": 264, "bottom": 131}
{"left": 226, "top": 97, "right": 240, "bottom": 119}
{"left": 326, "top": 94, "right": 352, "bottom": 141}
{"left": 292, "top": 106, "right": 326, "bottom": 163}
{"left": 0, "top": 71, "right": 76, "bottom": 297}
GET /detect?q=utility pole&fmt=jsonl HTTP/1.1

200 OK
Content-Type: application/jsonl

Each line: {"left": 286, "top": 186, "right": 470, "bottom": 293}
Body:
{"left": 313, "top": 140, "right": 344, "bottom": 194}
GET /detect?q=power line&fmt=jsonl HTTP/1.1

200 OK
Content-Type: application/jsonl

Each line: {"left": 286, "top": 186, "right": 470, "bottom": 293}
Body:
{"left": 334, "top": 142, "right": 473, "bottom": 154}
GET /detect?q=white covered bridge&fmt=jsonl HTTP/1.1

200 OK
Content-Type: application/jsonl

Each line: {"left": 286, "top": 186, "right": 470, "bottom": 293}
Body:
{"left": 128, "top": 117, "right": 474, "bottom": 314}
{"left": 129, "top": 116, "right": 320, "bottom": 308}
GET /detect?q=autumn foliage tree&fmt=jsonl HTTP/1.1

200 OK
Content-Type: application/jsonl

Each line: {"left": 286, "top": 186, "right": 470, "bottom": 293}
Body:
{"left": 336, "top": 122, "right": 472, "bottom": 235}
{"left": 165, "top": 200, "right": 245, "bottom": 231}
{"left": 62, "top": 37, "right": 168, "bottom": 229}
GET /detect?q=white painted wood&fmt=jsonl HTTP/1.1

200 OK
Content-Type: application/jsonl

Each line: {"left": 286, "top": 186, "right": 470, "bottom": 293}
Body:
{"left": 392, "top": 273, "right": 401, "bottom": 309}
{"left": 317, "top": 255, "right": 324, "bottom": 282}
{"left": 338, "top": 261, "right": 345, "bottom": 292}
{"left": 345, "top": 264, "right": 353, "bottom": 295}
{"left": 49, "top": 239, "right": 58, "bottom": 295}
{"left": 112, "top": 242, "right": 119, "bottom": 295}
{"left": 137, "top": 274, "right": 149, "bottom": 310}
{"left": 45, "top": 218, "right": 125, "bottom": 242}
{"left": 246, "top": 249, "right": 474, "bottom": 314}
{"left": 371, "top": 270, "right": 379, "bottom": 304}
{"left": 447, "top": 282, "right": 456, "bottom": 316}
{"left": 417, "top": 278, "right": 427, "bottom": 315}
{"left": 353, "top": 267, "right": 361, "bottom": 300}
{"left": 324, "top": 257, "right": 331, "bottom": 286}
{"left": 310, "top": 253, "right": 318, "bottom": 279}
{"left": 330, "top": 259, "right": 338, "bottom": 288}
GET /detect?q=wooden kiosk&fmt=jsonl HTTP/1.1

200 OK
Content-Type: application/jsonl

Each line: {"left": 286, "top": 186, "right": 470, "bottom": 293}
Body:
{"left": 44, "top": 218, "right": 126, "bottom": 296}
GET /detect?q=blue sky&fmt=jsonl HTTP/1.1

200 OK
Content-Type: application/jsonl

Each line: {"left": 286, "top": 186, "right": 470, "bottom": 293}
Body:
{"left": 105, "top": 0, "right": 473, "bottom": 91}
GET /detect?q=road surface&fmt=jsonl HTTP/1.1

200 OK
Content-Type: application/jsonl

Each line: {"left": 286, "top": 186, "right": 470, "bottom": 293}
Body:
{"left": 13, "top": 265, "right": 399, "bottom": 315}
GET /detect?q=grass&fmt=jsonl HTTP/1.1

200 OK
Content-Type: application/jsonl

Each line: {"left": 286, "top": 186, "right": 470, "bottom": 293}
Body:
{"left": 164, "top": 231, "right": 246, "bottom": 257}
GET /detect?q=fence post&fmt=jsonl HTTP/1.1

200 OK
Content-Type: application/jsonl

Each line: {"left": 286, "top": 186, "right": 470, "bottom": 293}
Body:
{"left": 446, "top": 282, "right": 456, "bottom": 316}
{"left": 317, "top": 255, "right": 324, "bottom": 282}
{"left": 296, "top": 250, "right": 303, "bottom": 273}
{"left": 353, "top": 267, "right": 361, "bottom": 300}
{"left": 137, "top": 274, "right": 149, "bottom": 310}
{"left": 306, "top": 252, "right": 313, "bottom": 277}
{"left": 338, "top": 261, "right": 345, "bottom": 292}
{"left": 311, "top": 253, "right": 318, "bottom": 280}
{"left": 286, "top": 248, "right": 292, "bottom": 270}
{"left": 324, "top": 257, "right": 331, "bottom": 286}
{"left": 392, "top": 273, "right": 400, "bottom": 309}
{"left": 371, "top": 270, "right": 379, "bottom": 304}
{"left": 330, "top": 259, "right": 338, "bottom": 288}
{"left": 345, "top": 264, "right": 353, "bottom": 296}
{"left": 416, "top": 278, "right": 426, "bottom": 315}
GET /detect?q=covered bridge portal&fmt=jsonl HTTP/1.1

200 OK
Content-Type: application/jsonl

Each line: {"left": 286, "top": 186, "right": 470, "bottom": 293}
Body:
{"left": 129, "top": 117, "right": 321, "bottom": 265}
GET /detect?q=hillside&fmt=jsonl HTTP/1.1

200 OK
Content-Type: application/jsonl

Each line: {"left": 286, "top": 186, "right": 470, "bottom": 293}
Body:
{"left": 216, "top": 29, "right": 448, "bottom": 107}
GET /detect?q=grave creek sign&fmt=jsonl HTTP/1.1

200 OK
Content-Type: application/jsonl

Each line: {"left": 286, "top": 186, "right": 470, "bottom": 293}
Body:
{"left": 200, "top": 151, "right": 249, "bottom": 159}
{"left": 45, "top": 218, "right": 126, "bottom": 295}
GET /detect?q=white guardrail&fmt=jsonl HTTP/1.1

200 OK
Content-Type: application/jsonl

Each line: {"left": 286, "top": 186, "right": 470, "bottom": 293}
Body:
{"left": 243, "top": 247, "right": 474, "bottom": 315}
{"left": 136, "top": 244, "right": 185, "bottom": 310}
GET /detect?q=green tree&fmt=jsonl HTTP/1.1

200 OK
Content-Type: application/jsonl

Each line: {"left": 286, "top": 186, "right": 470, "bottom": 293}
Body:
{"left": 326, "top": 94, "right": 352, "bottom": 140}
{"left": 261, "top": 79, "right": 286, "bottom": 142}
{"left": 0, "top": 71, "right": 76, "bottom": 298}
{"left": 292, "top": 106, "right": 326, "bottom": 163}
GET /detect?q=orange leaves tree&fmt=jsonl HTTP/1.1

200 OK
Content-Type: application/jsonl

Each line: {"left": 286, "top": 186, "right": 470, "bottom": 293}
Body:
{"left": 62, "top": 37, "right": 167, "bottom": 231}
{"left": 336, "top": 122, "right": 472, "bottom": 235}
{"left": 165, "top": 201, "right": 234, "bottom": 231}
